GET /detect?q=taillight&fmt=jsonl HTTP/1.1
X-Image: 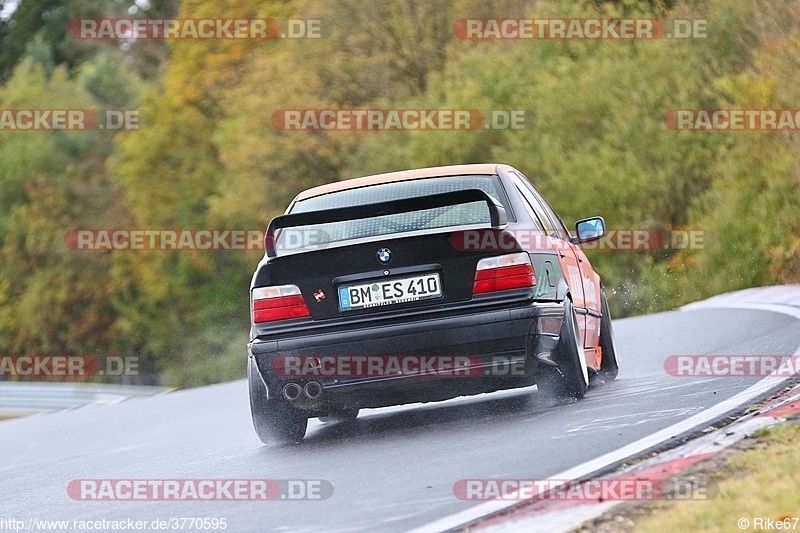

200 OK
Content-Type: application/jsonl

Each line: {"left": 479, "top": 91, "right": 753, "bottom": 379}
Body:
{"left": 473, "top": 252, "right": 535, "bottom": 294}
{"left": 252, "top": 285, "right": 310, "bottom": 323}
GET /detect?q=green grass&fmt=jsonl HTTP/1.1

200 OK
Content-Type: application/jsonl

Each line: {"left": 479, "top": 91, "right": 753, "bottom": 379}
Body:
{"left": 634, "top": 422, "right": 800, "bottom": 532}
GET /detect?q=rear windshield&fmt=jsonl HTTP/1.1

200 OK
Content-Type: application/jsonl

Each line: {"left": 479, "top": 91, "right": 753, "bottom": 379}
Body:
{"left": 278, "top": 175, "right": 503, "bottom": 251}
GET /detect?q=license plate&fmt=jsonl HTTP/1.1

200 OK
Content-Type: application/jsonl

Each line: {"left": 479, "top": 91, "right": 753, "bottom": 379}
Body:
{"left": 339, "top": 273, "right": 442, "bottom": 310}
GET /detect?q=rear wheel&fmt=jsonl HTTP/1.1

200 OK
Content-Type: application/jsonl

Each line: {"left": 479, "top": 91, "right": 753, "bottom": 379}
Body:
{"left": 591, "top": 290, "right": 619, "bottom": 386}
{"left": 248, "top": 359, "right": 308, "bottom": 445}
{"left": 319, "top": 408, "right": 360, "bottom": 423}
{"left": 536, "top": 298, "right": 589, "bottom": 400}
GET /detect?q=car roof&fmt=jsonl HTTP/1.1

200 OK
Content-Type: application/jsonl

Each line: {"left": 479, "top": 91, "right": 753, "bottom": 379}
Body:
{"left": 293, "top": 163, "right": 507, "bottom": 202}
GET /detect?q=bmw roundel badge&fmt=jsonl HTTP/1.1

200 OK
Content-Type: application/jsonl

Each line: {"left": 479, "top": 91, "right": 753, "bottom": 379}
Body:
{"left": 377, "top": 248, "right": 392, "bottom": 264}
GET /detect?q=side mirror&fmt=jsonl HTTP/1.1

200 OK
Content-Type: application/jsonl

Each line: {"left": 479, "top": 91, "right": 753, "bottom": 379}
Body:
{"left": 574, "top": 216, "right": 605, "bottom": 243}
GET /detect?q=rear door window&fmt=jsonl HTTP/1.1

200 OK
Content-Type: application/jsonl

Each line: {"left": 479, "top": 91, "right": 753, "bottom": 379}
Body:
{"left": 511, "top": 172, "right": 571, "bottom": 240}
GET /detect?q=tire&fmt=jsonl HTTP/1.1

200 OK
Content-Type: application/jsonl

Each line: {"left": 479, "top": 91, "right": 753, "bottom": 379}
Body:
{"left": 536, "top": 298, "right": 589, "bottom": 400}
{"left": 319, "top": 408, "right": 360, "bottom": 423}
{"left": 591, "top": 290, "right": 619, "bottom": 385}
{"left": 248, "top": 358, "right": 308, "bottom": 445}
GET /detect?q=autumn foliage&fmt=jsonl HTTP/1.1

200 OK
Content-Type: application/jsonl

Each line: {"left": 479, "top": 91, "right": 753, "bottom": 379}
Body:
{"left": 1, "top": 0, "right": 798, "bottom": 386}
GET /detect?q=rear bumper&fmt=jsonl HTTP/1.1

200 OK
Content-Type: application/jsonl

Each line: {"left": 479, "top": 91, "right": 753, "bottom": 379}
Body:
{"left": 249, "top": 301, "right": 564, "bottom": 409}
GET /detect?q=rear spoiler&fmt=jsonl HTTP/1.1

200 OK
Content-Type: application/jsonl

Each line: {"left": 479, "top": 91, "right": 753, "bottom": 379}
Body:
{"left": 264, "top": 189, "right": 508, "bottom": 258}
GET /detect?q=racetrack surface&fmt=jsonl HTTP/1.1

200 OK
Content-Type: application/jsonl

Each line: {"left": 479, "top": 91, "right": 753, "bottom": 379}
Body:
{"left": 3, "top": 302, "right": 799, "bottom": 532}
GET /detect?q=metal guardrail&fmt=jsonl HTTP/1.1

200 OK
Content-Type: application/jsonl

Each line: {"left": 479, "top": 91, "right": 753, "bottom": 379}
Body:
{"left": 0, "top": 382, "right": 169, "bottom": 418}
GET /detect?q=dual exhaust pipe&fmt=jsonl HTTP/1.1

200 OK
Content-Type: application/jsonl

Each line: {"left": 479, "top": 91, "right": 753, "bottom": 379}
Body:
{"left": 282, "top": 381, "right": 323, "bottom": 402}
